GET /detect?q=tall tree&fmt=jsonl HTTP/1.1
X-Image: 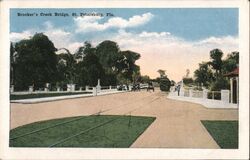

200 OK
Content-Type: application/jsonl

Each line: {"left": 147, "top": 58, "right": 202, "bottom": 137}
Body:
{"left": 209, "top": 48, "right": 223, "bottom": 77}
{"left": 10, "top": 42, "right": 17, "bottom": 85}
{"left": 57, "top": 48, "right": 76, "bottom": 84}
{"left": 75, "top": 42, "right": 105, "bottom": 86}
{"left": 119, "top": 50, "right": 141, "bottom": 82}
{"left": 157, "top": 69, "right": 166, "bottom": 78}
{"left": 14, "top": 33, "right": 58, "bottom": 90}
{"left": 222, "top": 51, "right": 239, "bottom": 74}
{"left": 194, "top": 62, "right": 214, "bottom": 87}
{"left": 96, "top": 40, "right": 123, "bottom": 73}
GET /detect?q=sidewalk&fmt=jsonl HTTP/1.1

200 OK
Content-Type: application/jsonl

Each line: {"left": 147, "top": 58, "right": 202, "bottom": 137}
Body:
{"left": 10, "top": 90, "right": 126, "bottom": 104}
{"left": 168, "top": 93, "right": 238, "bottom": 109}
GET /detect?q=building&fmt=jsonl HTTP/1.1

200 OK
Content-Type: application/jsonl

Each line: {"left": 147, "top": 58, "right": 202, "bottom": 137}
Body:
{"left": 224, "top": 67, "right": 239, "bottom": 104}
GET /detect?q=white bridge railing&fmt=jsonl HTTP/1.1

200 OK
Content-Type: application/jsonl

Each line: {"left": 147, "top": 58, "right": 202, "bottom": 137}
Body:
{"left": 172, "top": 86, "right": 230, "bottom": 103}
{"left": 11, "top": 85, "right": 121, "bottom": 97}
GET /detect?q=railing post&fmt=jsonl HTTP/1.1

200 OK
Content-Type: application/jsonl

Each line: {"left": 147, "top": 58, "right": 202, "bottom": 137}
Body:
{"left": 221, "top": 90, "right": 230, "bottom": 103}
{"left": 93, "top": 87, "right": 97, "bottom": 96}
{"left": 71, "top": 84, "right": 75, "bottom": 92}
{"left": 57, "top": 87, "right": 60, "bottom": 92}
{"left": 79, "top": 87, "right": 82, "bottom": 91}
{"left": 29, "top": 86, "right": 33, "bottom": 93}
{"left": 67, "top": 84, "right": 71, "bottom": 92}
{"left": 10, "top": 85, "right": 14, "bottom": 93}
{"left": 212, "top": 91, "right": 214, "bottom": 99}
{"left": 180, "top": 88, "right": 185, "bottom": 96}
{"left": 109, "top": 85, "right": 112, "bottom": 90}
{"left": 85, "top": 86, "right": 89, "bottom": 91}
{"left": 189, "top": 89, "right": 193, "bottom": 97}
{"left": 203, "top": 89, "right": 208, "bottom": 99}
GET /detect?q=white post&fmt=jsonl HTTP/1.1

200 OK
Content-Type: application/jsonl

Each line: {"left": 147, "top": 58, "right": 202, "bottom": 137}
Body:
{"left": 221, "top": 90, "right": 230, "bottom": 103}
{"left": 189, "top": 89, "right": 193, "bottom": 97}
{"left": 96, "top": 79, "right": 101, "bottom": 93}
{"left": 10, "top": 85, "right": 14, "bottom": 93}
{"left": 71, "top": 84, "right": 75, "bottom": 92}
{"left": 236, "top": 77, "right": 239, "bottom": 104}
{"left": 85, "top": 86, "right": 89, "bottom": 91}
{"left": 67, "top": 84, "right": 71, "bottom": 92}
{"left": 109, "top": 85, "right": 112, "bottom": 90}
{"left": 79, "top": 87, "right": 82, "bottom": 91}
{"left": 44, "top": 88, "right": 48, "bottom": 92}
{"left": 29, "top": 86, "right": 33, "bottom": 93}
{"left": 93, "top": 87, "right": 97, "bottom": 96}
{"left": 203, "top": 89, "right": 208, "bottom": 99}
{"left": 230, "top": 78, "right": 233, "bottom": 103}
{"left": 57, "top": 87, "right": 60, "bottom": 92}
{"left": 129, "top": 85, "right": 132, "bottom": 91}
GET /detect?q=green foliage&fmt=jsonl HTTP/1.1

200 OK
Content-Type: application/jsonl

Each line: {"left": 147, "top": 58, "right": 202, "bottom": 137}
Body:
{"left": 201, "top": 121, "right": 238, "bottom": 149}
{"left": 182, "top": 78, "right": 193, "bottom": 86}
{"left": 210, "top": 76, "right": 229, "bottom": 91}
{"left": 209, "top": 48, "right": 223, "bottom": 76}
{"left": 119, "top": 50, "right": 141, "bottom": 83}
{"left": 140, "top": 75, "right": 150, "bottom": 83}
{"left": 222, "top": 51, "right": 239, "bottom": 74}
{"left": 13, "top": 33, "right": 58, "bottom": 91}
{"left": 10, "top": 115, "right": 155, "bottom": 147}
{"left": 192, "top": 49, "right": 238, "bottom": 91}
{"left": 157, "top": 69, "right": 166, "bottom": 78}
{"left": 194, "top": 62, "right": 214, "bottom": 87}
{"left": 11, "top": 34, "right": 141, "bottom": 90}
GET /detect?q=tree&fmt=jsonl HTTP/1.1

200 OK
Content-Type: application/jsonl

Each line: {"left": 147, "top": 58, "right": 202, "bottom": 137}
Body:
{"left": 57, "top": 48, "right": 76, "bottom": 85}
{"left": 140, "top": 75, "right": 151, "bottom": 83}
{"left": 119, "top": 50, "right": 141, "bottom": 82}
{"left": 222, "top": 51, "right": 239, "bottom": 74}
{"left": 14, "top": 33, "right": 58, "bottom": 90}
{"left": 157, "top": 69, "right": 166, "bottom": 78}
{"left": 10, "top": 42, "right": 17, "bottom": 85}
{"left": 75, "top": 42, "right": 105, "bottom": 86}
{"left": 194, "top": 62, "right": 214, "bottom": 88}
{"left": 209, "top": 48, "right": 223, "bottom": 77}
{"left": 183, "top": 77, "right": 194, "bottom": 86}
{"left": 96, "top": 40, "right": 123, "bottom": 73}
{"left": 95, "top": 40, "right": 124, "bottom": 85}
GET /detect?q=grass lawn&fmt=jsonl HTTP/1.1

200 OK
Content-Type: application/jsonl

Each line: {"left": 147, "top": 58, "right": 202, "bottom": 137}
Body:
{"left": 201, "top": 120, "right": 238, "bottom": 149}
{"left": 10, "top": 91, "right": 92, "bottom": 100}
{"left": 10, "top": 115, "right": 155, "bottom": 147}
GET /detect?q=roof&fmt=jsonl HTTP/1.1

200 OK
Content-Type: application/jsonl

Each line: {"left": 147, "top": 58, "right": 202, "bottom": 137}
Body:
{"left": 224, "top": 67, "right": 239, "bottom": 77}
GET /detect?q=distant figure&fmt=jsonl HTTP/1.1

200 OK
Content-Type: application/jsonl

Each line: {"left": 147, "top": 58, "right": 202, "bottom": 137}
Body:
{"left": 177, "top": 85, "right": 180, "bottom": 96}
{"left": 147, "top": 81, "right": 154, "bottom": 92}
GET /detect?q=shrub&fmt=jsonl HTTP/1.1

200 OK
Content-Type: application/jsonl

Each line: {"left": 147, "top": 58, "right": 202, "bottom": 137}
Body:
{"left": 210, "top": 76, "right": 229, "bottom": 91}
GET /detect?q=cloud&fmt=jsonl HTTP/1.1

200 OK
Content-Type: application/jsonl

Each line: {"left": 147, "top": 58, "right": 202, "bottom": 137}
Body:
{"left": 10, "top": 17, "right": 238, "bottom": 81}
{"left": 97, "top": 30, "right": 238, "bottom": 81}
{"left": 74, "top": 12, "right": 154, "bottom": 33}
{"left": 10, "top": 21, "right": 82, "bottom": 53}
{"left": 10, "top": 31, "right": 33, "bottom": 42}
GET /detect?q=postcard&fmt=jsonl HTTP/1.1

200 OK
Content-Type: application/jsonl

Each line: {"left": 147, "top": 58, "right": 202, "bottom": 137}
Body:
{"left": 0, "top": 0, "right": 249, "bottom": 159}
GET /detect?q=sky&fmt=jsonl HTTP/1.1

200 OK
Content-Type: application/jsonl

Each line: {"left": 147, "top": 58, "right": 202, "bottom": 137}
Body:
{"left": 10, "top": 8, "right": 239, "bottom": 81}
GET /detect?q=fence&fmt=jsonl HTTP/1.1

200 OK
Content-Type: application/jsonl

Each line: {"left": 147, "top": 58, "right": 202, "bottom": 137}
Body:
{"left": 11, "top": 84, "right": 119, "bottom": 96}
{"left": 179, "top": 88, "right": 229, "bottom": 103}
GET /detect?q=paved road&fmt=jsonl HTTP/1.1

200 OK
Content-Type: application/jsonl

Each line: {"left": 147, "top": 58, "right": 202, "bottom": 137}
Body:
{"left": 10, "top": 89, "right": 238, "bottom": 148}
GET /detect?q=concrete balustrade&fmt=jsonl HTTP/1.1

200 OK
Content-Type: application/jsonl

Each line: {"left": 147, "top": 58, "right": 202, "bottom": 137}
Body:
{"left": 221, "top": 90, "right": 230, "bottom": 103}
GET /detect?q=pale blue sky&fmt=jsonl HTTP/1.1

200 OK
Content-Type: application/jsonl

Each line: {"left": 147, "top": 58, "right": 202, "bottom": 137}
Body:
{"left": 10, "top": 8, "right": 239, "bottom": 80}
{"left": 10, "top": 8, "right": 238, "bottom": 41}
